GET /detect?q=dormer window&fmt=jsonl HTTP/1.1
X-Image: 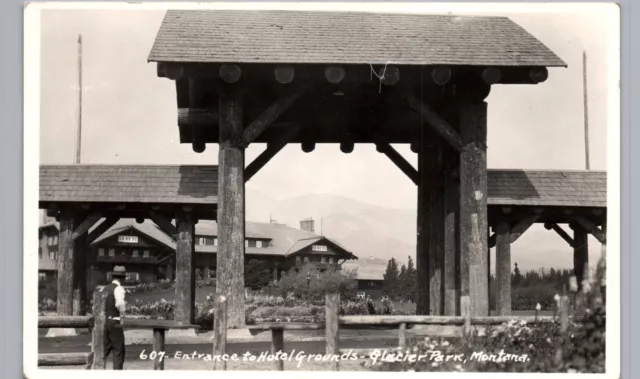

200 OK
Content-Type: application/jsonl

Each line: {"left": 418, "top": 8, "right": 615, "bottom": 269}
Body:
{"left": 312, "top": 245, "right": 328, "bottom": 252}
{"left": 214, "top": 238, "right": 217, "bottom": 246}
{"left": 256, "top": 240, "right": 263, "bottom": 248}
{"left": 198, "top": 237, "right": 207, "bottom": 245}
{"left": 245, "top": 240, "right": 249, "bottom": 248}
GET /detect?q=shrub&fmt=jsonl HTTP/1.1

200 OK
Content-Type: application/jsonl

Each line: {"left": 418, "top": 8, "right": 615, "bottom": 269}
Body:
{"left": 273, "top": 265, "right": 358, "bottom": 302}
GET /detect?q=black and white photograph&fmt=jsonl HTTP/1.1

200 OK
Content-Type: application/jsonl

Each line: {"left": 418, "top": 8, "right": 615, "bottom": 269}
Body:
{"left": 23, "top": 2, "right": 620, "bottom": 376}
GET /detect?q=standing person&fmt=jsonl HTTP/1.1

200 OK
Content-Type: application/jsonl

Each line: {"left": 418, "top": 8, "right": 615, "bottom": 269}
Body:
{"left": 101, "top": 265, "right": 127, "bottom": 369}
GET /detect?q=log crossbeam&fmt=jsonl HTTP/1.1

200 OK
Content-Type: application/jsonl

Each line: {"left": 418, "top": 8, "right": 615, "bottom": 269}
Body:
{"left": 87, "top": 217, "right": 120, "bottom": 244}
{"left": 72, "top": 214, "right": 102, "bottom": 241}
{"left": 377, "top": 143, "right": 419, "bottom": 185}
{"left": 401, "top": 90, "right": 464, "bottom": 153}
{"left": 573, "top": 216, "right": 606, "bottom": 244}
{"left": 245, "top": 127, "right": 300, "bottom": 182}
{"left": 149, "top": 212, "right": 178, "bottom": 240}
{"left": 489, "top": 214, "right": 540, "bottom": 248}
{"left": 241, "top": 83, "right": 308, "bottom": 145}
{"left": 544, "top": 222, "right": 575, "bottom": 247}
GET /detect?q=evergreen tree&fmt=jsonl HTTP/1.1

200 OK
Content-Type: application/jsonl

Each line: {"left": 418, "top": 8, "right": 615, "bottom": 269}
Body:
{"left": 383, "top": 258, "right": 400, "bottom": 299}
{"left": 398, "top": 264, "right": 407, "bottom": 300}
{"left": 512, "top": 262, "right": 522, "bottom": 287}
{"left": 405, "top": 256, "right": 417, "bottom": 302}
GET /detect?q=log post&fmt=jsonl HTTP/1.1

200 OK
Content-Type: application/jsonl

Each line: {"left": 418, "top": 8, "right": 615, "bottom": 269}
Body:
{"left": 495, "top": 221, "right": 512, "bottom": 316}
{"left": 459, "top": 101, "right": 489, "bottom": 316}
{"left": 57, "top": 210, "right": 76, "bottom": 316}
{"left": 218, "top": 83, "right": 246, "bottom": 328}
{"left": 573, "top": 224, "right": 589, "bottom": 291}
{"left": 213, "top": 294, "right": 228, "bottom": 370}
{"left": 415, "top": 138, "right": 429, "bottom": 315}
{"left": 325, "top": 293, "right": 340, "bottom": 371}
{"left": 91, "top": 288, "right": 107, "bottom": 370}
{"left": 398, "top": 322, "right": 407, "bottom": 349}
{"left": 271, "top": 328, "right": 285, "bottom": 370}
{"left": 153, "top": 329, "right": 166, "bottom": 370}
{"left": 428, "top": 145, "right": 445, "bottom": 316}
{"left": 443, "top": 161, "right": 460, "bottom": 316}
{"left": 461, "top": 295, "right": 471, "bottom": 339}
{"left": 175, "top": 214, "right": 196, "bottom": 325}
{"left": 72, "top": 231, "right": 89, "bottom": 316}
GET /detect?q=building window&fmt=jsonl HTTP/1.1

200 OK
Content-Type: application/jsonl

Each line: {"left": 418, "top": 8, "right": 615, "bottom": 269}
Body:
{"left": 214, "top": 238, "right": 217, "bottom": 246}
{"left": 256, "top": 240, "right": 263, "bottom": 248}
{"left": 49, "top": 251, "right": 56, "bottom": 260}
{"left": 132, "top": 250, "right": 139, "bottom": 258}
{"left": 198, "top": 237, "right": 207, "bottom": 245}
{"left": 98, "top": 248, "right": 105, "bottom": 257}
{"left": 296, "top": 256, "right": 301, "bottom": 265}
{"left": 53, "top": 235, "right": 58, "bottom": 245}
{"left": 143, "top": 250, "right": 150, "bottom": 258}
{"left": 328, "top": 257, "right": 334, "bottom": 264}
{"left": 126, "top": 272, "right": 140, "bottom": 282}
{"left": 39, "top": 272, "right": 46, "bottom": 281}
{"left": 320, "top": 256, "right": 325, "bottom": 263}
{"left": 208, "top": 267, "right": 215, "bottom": 278}
{"left": 47, "top": 236, "right": 53, "bottom": 246}
{"left": 245, "top": 240, "right": 249, "bottom": 248}
{"left": 108, "top": 248, "right": 115, "bottom": 257}
{"left": 118, "top": 235, "right": 138, "bottom": 244}
{"left": 312, "top": 245, "right": 328, "bottom": 252}
{"left": 304, "top": 256, "right": 309, "bottom": 264}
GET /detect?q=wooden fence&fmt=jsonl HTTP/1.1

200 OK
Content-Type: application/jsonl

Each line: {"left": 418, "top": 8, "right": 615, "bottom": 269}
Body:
{"left": 38, "top": 291, "right": 567, "bottom": 371}
{"left": 38, "top": 288, "right": 198, "bottom": 370}
{"left": 218, "top": 294, "right": 564, "bottom": 372}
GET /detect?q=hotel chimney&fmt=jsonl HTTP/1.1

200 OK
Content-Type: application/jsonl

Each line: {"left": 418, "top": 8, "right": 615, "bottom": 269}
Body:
{"left": 300, "top": 217, "right": 315, "bottom": 233}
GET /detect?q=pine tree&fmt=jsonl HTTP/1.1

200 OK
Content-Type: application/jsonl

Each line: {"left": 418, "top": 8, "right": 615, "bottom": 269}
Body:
{"left": 512, "top": 262, "right": 522, "bottom": 287}
{"left": 383, "top": 258, "right": 400, "bottom": 299}
{"left": 405, "top": 256, "right": 417, "bottom": 302}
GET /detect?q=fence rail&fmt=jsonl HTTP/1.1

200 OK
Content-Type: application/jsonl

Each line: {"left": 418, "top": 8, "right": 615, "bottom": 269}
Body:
{"left": 236, "top": 293, "right": 567, "bottom": 372}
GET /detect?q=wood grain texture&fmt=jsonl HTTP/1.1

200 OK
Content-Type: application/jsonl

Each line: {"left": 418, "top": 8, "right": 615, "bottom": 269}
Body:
{"left": 444, "top": 167, "right": 460, "bottom": 316}
{"left": 325, "top": 293, "right": 340, "bottom": 371}
{"left": 91, "top": 288, "right": 107, "bottom": 370}
{"left": 57, "top": 211, "right": 75, "bottom": 316}
{"left": 38, "top": 352, "right": 93, "bottom": 367}
{"left": 495, "top": 221, "right": 511, "bottom": 316}
{"left": 459, "top": 101, "right": 489, "bottom": 316}
{"left": 217, "top": 84, "right": 246, "bottom": 328}
{"left": 175, "top": 216, "right": 195, "bottom": 325}
{"left": 153, "top": 329, "right": 166, "bottom": 370}
{"left": 213, "top": 294, "right": 228, "bottom": 370}
{"left": 38, "top": 315, "right": 93, "bottom": 328}
{"left": 271, "top": 328, "right": 285, "bottom": 370}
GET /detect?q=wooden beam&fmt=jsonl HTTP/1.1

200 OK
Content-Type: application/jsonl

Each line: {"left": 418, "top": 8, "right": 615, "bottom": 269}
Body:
{"left": 274, "top": 65, "right": 295, "bottom": 84}
{"left": 428, "top": 145, "right": 445, "bottom": 316}
{"left": 443, "top": 164, "right": 460, "bottom": 316}
{"left": 402, "top": 90, "right": 464, "bottom": 153}
{"left": 510, "top": 214, "right": 540, "bottom": 243}
{"left": 377, "top": 143, "right": 419, "bottom": 185}
{"left": 149, "top": 212, "right": 177, "bottom": 240}
{"left": 431, "top": 67, "right": 452, "bottom": 85}
{"left": 245, "top": 127, "right": 300, "bottom": 182}
{"left": 340, "top": 141, "right": 355, "bottom": 153}
{"left": 495, "top": 221, "right": 511, "bottom": 316}
{"left": 71, "top": 214, "right": 101, "bottom": 241}
{"left": 325, "top": 66, "right": 345, "bottom": 84}
{"left": 219, "top": 64, "right": 241, "bottom": 84}
{"left": 241, "top": 83, "right": 308, "bottom": 144}
{"left": 544, "top": 222, "right": 575, "bottom": 247}
{"left": 573, "top": 227, "right": 589, "bottom": 290}
{"left": 175, "top": 215, "right": 195, "bottom": 325}
{"left": 57, "top": 211, "right": 75, "bottom": 316}
{"left": 218, "top": 83, "right": 246, "bottom": 328}
{"left": 459, "top": 100, "right": 489, "bottom": 316}
{"left": 530, "top": 67, "right": 549, "bottom": 84}
{"left": 573, "top": 216, "right": 606, "bottom": 244}
{"left": 482, "top": 67, "right": 502, "bottom": 85}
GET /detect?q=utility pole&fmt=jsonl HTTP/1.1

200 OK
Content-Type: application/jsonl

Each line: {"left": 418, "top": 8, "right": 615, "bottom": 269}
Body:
{"left": 583, "top": 50, "right": 590, "bottom": 170}
{"left": 75, "top": 34, "right": 83, "bottom": 164}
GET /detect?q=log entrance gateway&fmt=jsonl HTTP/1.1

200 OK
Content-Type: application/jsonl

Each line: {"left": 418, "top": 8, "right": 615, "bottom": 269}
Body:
{"left": 148, "top": 9, "right": 572, "bottom": 325}
{"left": 39, "top": 10, "right": 607, "bottom": 332}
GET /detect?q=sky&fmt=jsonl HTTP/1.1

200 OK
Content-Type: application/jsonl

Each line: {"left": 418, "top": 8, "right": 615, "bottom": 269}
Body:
{"left": 38, "top": 5, "right": 614, "bottom": 211}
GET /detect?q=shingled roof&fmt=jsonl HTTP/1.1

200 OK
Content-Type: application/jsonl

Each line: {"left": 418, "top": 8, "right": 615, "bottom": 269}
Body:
{"left": 40, "top": 165, "right": 606, "bottom": 209}
{"left": 148, "top": 10, "right": 566, "bottom": 66}
{"left": 40, "top": 165, "right": 217, "bottom": 204}
{"left": 487, "top": 169, "right": 606, "bottom": 208}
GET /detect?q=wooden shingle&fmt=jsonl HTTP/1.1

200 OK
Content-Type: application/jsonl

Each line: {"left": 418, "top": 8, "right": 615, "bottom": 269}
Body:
{"left": 148, "top": 10, "right": 566, "bottom": 66}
